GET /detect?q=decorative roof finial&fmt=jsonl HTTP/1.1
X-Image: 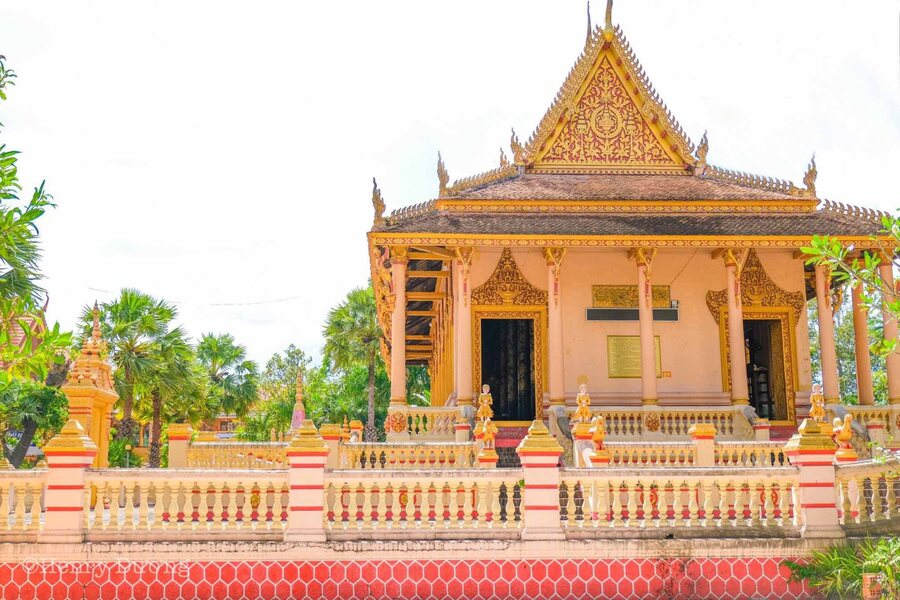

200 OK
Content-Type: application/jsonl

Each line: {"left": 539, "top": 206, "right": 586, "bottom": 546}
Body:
{"left": 694, "top": 130, "right": 709, "bottom": 176}
{"left": 437, "top": 152, "right": 449, "bottom": 198}
{"left": 499, "top": 147, "right": 509, "bottom": 168}
{"left": 803, "top": 153, "right": 817, "bottom": 197}
{"left": 604, "top": 0, "right": 614, "bottom": 39}
{"left": 371, "top": 177, "right": 386, "bottom": 227}
{"left": 91, "top": 301, "right": 101, "bottom": 341}
{"left": 510, "top": 128, "right": 526, "bottom": 165}
{"left": 585, "top": 1, "right": 592, "bottom": 49}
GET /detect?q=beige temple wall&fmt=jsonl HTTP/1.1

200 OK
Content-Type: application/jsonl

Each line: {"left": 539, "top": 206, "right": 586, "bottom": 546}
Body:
{"left": 464, "top": 247, "right": 812, "bottom": 410}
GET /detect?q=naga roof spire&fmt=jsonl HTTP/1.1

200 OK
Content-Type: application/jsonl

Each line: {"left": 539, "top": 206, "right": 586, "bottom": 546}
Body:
{"left": 585, "top": 1, "right": 592, "bottom": 49}
{"left": 604, "top": 0, "right": 614, "bottom": 38}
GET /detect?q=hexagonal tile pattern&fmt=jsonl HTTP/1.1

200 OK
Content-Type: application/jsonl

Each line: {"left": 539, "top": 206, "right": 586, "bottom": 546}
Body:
{"left": 1, "top": 557, "right": 813, "bottom": 599}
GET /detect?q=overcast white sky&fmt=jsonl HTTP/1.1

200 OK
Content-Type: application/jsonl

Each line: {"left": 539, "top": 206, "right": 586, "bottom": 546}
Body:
{"left": 1, "top": 1, "right": 899, "bottom": 365}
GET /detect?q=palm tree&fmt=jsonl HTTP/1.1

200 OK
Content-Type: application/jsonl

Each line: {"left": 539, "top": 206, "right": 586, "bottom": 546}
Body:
{"left": 323, "top": 286, "right": 382, "bottom": 441}
{"left": 196, "top": 333, "right": 259, "bottom": 419}
{"left": 140, "top": 326, "right": 197, "bottom": 467}
{"left": 81, "top": 289, "right": 176, "bottom": 442}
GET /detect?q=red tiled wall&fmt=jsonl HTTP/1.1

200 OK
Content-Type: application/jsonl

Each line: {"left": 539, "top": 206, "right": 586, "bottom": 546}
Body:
{"left": 0, "top": 557, "right": 812, "bottom": 599}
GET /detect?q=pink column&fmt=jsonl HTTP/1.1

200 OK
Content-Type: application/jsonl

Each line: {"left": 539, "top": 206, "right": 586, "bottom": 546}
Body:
{"left": 545, "top": 248, "right": 566, "bottom": 406}
{"left": 724, "top": 253, "right": 750, "bottom": 404}
{"left": 454, "top": 247, "right": 475, "bottom": 406}
{"left": 632, "top": 249, "right": 658, "bottom": 405}
{"left": 878, "top": 262, "right": 900, "bottom": 404}
{"left": 815, "top": 264, "right": 840, "bottom": 403}
{"left": 390, "top": 246, "right": 408, "bottom": 406}
{"left": 851, "top": 282, "right": 875, "bottom": 405}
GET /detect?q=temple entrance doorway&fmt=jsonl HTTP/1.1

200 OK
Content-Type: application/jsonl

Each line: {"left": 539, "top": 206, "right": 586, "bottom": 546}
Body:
{"left": 743, "top": 319, "right": 787, "bottom": 421}
{"left": 480, "top": 318, "right": 536, "bottom": 422}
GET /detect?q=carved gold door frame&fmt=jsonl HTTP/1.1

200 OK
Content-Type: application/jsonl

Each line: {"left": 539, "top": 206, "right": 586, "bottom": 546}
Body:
{"left": 472, "top": 305, "right": 547, "bottom": 422}
{"left": 717, "top": 306, "right": 799, "bottom": 425}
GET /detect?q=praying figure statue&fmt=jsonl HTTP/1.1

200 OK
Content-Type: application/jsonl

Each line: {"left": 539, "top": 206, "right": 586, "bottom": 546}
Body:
{"left": 573, "top": 384, "right": 593, "bottom": 423}
{"left": 808, "top": 384, "right": 826, "bottom": 423}
{"left": 476, "top": 384, "right": 494, "bottom": 421}
{"left": 481, "top": 417, "right": 498, "bottom": 450}
{"left": 590, "top": 415, "right": 607, "bottom": 451}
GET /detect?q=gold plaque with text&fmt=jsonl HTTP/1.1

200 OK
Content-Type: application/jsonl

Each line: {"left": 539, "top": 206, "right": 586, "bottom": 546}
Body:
{"left": 592, "top": 285, "right": 670, "bottom": 309}
{"left": 607, "top": 335, "right": 662, "bottom": 378}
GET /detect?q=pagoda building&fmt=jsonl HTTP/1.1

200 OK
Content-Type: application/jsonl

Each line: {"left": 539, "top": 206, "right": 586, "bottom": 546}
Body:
{"left": 367, "top": 3, "right": 894, "bottom": 433}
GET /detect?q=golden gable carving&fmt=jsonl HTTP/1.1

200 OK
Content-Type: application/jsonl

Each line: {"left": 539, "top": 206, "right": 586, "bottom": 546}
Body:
{"left": 472, "top": 248, "right": 548, "bottom": 306}
{"left": 706, "top": 250, "right": 805, "bottom": 323}
{"left": 537, "top": 57, "right": 679, "bottom": 168}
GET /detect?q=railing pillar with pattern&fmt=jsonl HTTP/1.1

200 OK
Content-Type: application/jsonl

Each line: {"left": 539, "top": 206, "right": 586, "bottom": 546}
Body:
{"left": 167, "top": 423, "right": 191, "bottom": 468}
{"left": 689, "top": 424, "right": 716, "bottom": 467}
{"left": 516, "top": 420, "right": 565, "bottom": 540}
{"left": 784, "top": 419, "right": 845, "bottom": 539}
{"left": 42, "top": 420, "right": 97, "bottom": 543}
{"left": 320, "top": 424, "right": 342, "bottom": 469}
{"left": 285, "top": 421, "right": 328, "bottom": 542}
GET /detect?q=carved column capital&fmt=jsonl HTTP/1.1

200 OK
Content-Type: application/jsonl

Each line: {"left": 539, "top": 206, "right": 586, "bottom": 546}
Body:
{"left": 390, "top": 245, "right": 409, "bottom": 265}
{"left": 628, "top": 247, "right": 657, "bottom": 270}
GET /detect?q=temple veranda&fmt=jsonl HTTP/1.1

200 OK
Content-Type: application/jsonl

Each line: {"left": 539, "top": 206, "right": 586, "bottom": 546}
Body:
{"left": 1, "top": 4, "right": 898, "bottom": 599}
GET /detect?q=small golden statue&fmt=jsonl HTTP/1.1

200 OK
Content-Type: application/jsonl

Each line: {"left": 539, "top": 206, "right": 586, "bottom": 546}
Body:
{"left": 809, "top": 384, "right": 826, "bottom": 423}
{"left": 572, "top": 384, "right": 593, "bottom": 423}
{"left": 833, "top": 414, "right": 857, "bottom": 461}
{"left": 481, "top": 417, "right": 499, "bottom": 450}
{"left": 590, "top": 415, "right": 606, "bottom": 450}
{"left": 476, "top": 384, "right": 494, "bottom": 421}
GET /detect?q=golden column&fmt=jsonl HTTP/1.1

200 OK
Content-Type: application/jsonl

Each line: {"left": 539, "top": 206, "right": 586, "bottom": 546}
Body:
{"left": 719, "top": 249, "right": 750, "bottom": 405}
{"left": 814, "top": 264, "right": 841, "bottom": 403}
{"left": 544, "top": 248, "right": 566, "bottom": 406}
{"left": 629, "top": 248, "right": 658, "bottom": 405}
{"left": 61, "top": 304, "right": 117, "bottom": 467}
{"left": 389, "top": 246, "right": 409, "bottom": 407}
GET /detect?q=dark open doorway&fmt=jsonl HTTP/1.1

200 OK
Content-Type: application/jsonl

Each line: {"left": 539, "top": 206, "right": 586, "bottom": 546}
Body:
{"left": 480, "top": 318, "right": 536, "bottom": 421}
{"left": 744, "top": 319, "right": 787, "bottom": 420}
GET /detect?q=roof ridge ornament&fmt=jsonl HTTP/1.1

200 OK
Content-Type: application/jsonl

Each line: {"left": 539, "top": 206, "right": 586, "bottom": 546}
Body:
{"left": 371, "top": 177, "right": 386, "bottom": 227}
{"left": 604, "top": 0, "right": 614, "bottom": 40}
{"left": 499, "top": 147, "right": 509, "bottom": 168}
{"left": 437, "top": 152, "right": 449, "bottom": 198}
{"left": 510, "top": 128, "right": 526, "bottom": 165}
{"left": 802, "top": 153, "right": 817, "bottom": 197}
{"left": 585, "top": 1, "right": 592, "bottom": 49}
{"left": 694, "top": 130, "right": 709, "bottom": 176}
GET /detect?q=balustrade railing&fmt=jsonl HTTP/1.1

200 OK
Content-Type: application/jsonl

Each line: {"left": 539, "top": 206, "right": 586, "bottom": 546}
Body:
{"left": 187, "top": 442, "right": 287, "bottom": 469}
{"left": 590, "top": 408, "right": 743, "bottom": 439}
{"left": 835, "top": 457, "right": 900, "bottom": 530}
{"left": 403, "top": 406, "right": 458, "bottom": 441}
{"left": 322, "top": 469, "right": 523, "bottom": 539}
{"left": 341, "top": 442, "right": 475, "bottom": 469}
{"left": 558, "top": 467, "right": 798, "bottom": 537}
{"left": 83, "top": 469, "right": 289, "bottom": 540}
{"left": 605, "top": 442, "right": 694, "bottom": 466}
{"left": 715, "top": 442, "right": 788, "bottom": 467}
{"left": 0, "top": 470, "right": 44, "bottom": 540}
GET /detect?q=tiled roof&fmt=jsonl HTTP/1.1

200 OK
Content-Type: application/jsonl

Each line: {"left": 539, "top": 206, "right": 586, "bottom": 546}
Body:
{"left": 382, "top": 207, "right": 881, "bottom": 237}
{"left": 450, "top": 173, "right": 797, "bottom": 201}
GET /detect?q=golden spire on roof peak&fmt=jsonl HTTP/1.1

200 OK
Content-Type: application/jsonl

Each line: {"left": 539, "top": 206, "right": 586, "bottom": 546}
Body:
{"left": 437, "top": 152, "right": 449, "bottom": 198}
{"left": 604, "top": 0, "right": 614, "bottom": 39}
{"left": 91, "top": 301, "right": 101, "bottom": 342}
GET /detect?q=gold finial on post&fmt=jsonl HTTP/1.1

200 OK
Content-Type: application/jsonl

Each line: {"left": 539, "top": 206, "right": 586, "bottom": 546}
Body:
{"left": 371, "top": 177, "right": 386, "bottom": 227}
{"left": 437, "top": 152, "right": 449, "bottom": 198}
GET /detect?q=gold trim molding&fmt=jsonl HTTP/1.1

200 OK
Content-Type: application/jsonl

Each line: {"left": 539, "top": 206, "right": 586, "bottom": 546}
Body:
{"left": 471, "top": 248, "right": 549, "bottom": 306}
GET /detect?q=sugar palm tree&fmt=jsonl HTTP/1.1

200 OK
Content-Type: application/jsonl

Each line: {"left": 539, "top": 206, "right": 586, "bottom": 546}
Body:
{"left": 81, "top": 289, "right": 176, "bottom": 442}
{"left": 196, "top": 333, "right": 259, "bottom": 419}
{"left": 323, "top": 286, "right": 382, "bottom": 441}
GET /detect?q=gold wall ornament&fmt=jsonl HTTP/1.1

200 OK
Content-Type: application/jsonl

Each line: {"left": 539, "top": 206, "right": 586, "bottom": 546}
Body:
{"left": 705, "top": 250, "right": 805, "bottom": 324}
{"left": 437, "top": 152, "right": 450, "bottom": 198}
{"left": 592, "top": 285, "right": 670, "bottom": 308}
{"left": 371, "top": 177, "right": 386, "bottom": 227}
{"left": 471, "top": 248, "right": 549, "bottom": 306}
{"left": 644, "top": 412, "right": 661, "bottom": 432}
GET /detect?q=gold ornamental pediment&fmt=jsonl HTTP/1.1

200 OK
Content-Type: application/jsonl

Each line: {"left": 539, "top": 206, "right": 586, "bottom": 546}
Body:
{"left": 706, "top": 250, "right": 805, "bottom": 323}
{"left": 472, "top": 248, "right": 548, "bottom": 306}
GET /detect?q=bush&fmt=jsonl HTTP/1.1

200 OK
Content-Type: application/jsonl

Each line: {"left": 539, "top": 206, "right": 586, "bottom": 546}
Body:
{"left": 784, "top": 538, "right": 900, "bottom": 599}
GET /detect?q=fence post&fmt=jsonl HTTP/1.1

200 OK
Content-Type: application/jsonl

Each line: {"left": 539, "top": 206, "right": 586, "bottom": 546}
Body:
{"left": 516, "top": 420, "right": 565, "bottom": 540}
{"left": 689, "top": 423, "right": 716, "bottom": 467}
{"left": 571, "top": 421, "right": 593, "bottom": 468}
{"left": 753, "top": 418, "right": 771, "bottom": 441}
{"left": 454, "top": 416, "right": 471, "bottom": 442}
{"left": 784, "top": 418, "right": 845, "bottom": 539}
{"left": 167, "top": 423, "right": 191, "bottom": 468}
{"left": 285, "top": 420, "right": 328, "bottom": 542}
{"left": 40, "top": 420, "right": 97, "bottom": 543}
{"left": 319, "top": 424, "right": 341, "bottom": 469}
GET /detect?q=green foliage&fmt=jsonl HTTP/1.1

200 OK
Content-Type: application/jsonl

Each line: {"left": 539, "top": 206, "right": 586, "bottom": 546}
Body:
{"left": 0, "top": 379, "right": 68, "bottom": 466}
{"left": 107, "top": 437, "right": 142, "bottom": 468}
{"left": 236, "top": 344, "right": 308, "bottom": 442}
{"left": 784, "top": 538, "right": 900, "bottom": 599}
{"left": 197, "top": 333, "right": 259, "bottom": 418}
